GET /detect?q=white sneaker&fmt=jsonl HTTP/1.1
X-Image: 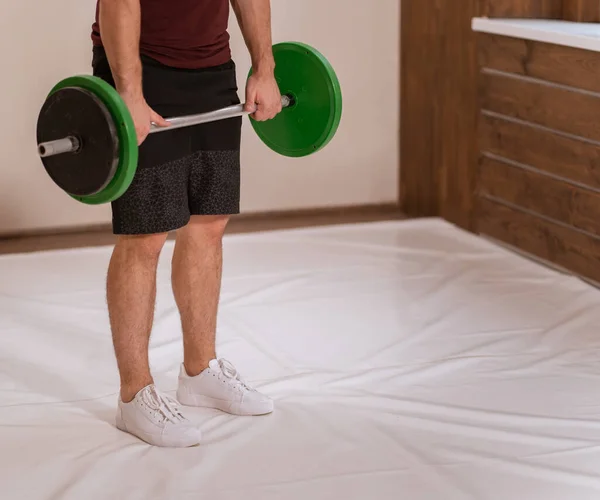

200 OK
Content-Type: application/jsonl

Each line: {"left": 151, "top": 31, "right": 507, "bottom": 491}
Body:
{"left": 177, "top": 359, "right": 274, "bottom": 416}
{"left": 116, "top": 384, "right": 202, "bottom": 447}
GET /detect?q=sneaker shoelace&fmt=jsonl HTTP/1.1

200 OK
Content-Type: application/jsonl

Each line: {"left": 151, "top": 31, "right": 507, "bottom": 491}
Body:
{"left": 140, "top": 386, "right": 187, "bottom": 425}
{"left": 216, "top": 358, "right": 251, "bottom": 392}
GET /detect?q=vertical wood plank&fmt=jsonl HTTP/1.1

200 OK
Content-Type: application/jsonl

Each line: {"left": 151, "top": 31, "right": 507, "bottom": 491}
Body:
{"left": 400, "top": 0, "right": 478, "bottom": 228}
{"left": 563, "top": 0, "right": 600, "bottom": 22}
{"left": 438, "top": 0, "right": 479, "bottom": 228}
{"left": 400, "top": 0, "right": 567, "bottom": 229}
{"left": 479, "top": 0, "right": 562, "bottom": 18}
{"left": 400, "top": 0, "right": 443, "bottom": 218}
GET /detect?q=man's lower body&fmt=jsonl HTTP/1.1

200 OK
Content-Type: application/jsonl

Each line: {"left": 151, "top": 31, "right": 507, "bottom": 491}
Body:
{"left": 92, "top": 48, "right": 273, "bottom": 448}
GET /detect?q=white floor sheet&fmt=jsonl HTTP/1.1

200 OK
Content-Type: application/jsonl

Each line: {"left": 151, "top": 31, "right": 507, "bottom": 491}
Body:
{"left": 1, "top": 219, "right": 600, "bottom": 500}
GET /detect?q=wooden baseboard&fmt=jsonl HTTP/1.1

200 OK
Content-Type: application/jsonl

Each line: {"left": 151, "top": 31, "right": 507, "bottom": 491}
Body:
{"left": 0, "top": 203, "right": 403, "bottom": 255}
{"left": 228, "top": 203, "right": 403, "bottom": 234}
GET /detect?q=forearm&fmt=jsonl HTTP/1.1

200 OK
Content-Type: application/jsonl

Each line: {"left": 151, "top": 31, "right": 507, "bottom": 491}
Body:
{"left": 99, "top": 0, "right": 143, "bottom": 95}
{"left": 231, "top": 0, "right": 275, "bottom": 76}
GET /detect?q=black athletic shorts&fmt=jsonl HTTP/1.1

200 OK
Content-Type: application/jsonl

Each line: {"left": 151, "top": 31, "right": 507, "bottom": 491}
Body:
{"left": 92, "top": 47, "right": 242, "bottom": 235}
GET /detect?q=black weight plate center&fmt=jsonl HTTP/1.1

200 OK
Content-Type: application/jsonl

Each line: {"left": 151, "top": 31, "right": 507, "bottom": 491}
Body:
{"left": 37, "top": 87, "right": 120, "bottom": 197}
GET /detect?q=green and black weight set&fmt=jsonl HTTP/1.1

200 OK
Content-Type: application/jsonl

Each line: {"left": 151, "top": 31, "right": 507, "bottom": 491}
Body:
{"left": 36, "top": 42, "right": 342, "bottom": 205}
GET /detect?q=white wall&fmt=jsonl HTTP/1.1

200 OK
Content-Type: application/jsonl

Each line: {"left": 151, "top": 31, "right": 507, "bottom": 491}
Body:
{"left": 0, "top": 0, "right": 399, "bottom": 235}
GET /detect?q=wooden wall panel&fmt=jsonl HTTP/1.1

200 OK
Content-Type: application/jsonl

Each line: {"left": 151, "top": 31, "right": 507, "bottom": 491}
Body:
{"left": 400, "top": 1, "right": 443, "bottom": 218}
{"left": 403, "top": 0, "right": 600, "bottom": 281}
{"left": 476, "top": 30, "right": 600, "bottom": 282}
{"left": 400, "top": 0, "right": 478, "bottom": 228}
{"left": 479, "top": 157, "right": 600, "bottom": 234}
{"left": 481, "top": 71, "right": 600, "bottom": 142}
{"left": 479, "top": 114, "right": 600, "bottom": 188}
{"left": 478, "top": 198, "right": 600, "bottom": 282}
{"left": 479, "top": 0, "right": 563, "bottom": 17}
{"left": 478, "top": 1, "right": 600, "bottom": 22}
{"left": 479, "top": 34, "right": 600, "bottom": 94}
{"left": 400, "top": 0, "right": 593, "bottom": 233}
{"left": 563, "top": 0, "right": 600, "bottom": 21}
{"left": 437, "top": 2, "right": 479, "bottom": 227}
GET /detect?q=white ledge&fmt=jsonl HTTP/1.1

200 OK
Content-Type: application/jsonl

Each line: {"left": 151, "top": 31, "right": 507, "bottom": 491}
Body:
{"left": 472, "top": 18, "right": 600, "bottom": 53}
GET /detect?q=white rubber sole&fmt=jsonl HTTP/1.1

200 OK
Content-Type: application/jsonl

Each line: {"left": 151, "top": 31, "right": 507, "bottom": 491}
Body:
{"left": 116, "top": 410, "right": 201, "bottom": 448}
{"left": 176, "top": 389, "right": 274, "bottom": 416}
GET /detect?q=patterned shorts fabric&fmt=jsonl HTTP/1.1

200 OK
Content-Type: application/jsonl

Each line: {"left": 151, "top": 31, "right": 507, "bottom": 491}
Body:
{"left": 92, "top": 47, "right": 242, "bottom": 235}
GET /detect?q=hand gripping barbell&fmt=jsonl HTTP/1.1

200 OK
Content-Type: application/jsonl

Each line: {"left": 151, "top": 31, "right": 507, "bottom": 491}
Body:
{"left": 36, "top": 42, "right": 343, "bottom": 205}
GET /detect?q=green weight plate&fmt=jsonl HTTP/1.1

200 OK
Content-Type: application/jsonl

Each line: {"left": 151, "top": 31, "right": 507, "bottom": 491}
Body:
{"left": 249, "top": 42, "right": 342, "bottom": 157}
{"left": 49, "top": 75, "right": 138, "bottom": 205}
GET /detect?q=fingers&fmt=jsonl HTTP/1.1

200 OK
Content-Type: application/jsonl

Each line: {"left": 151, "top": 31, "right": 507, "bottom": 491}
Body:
{"left": 245, "top": 85, "right": 258, "bottom": 115}
{"left": 150, "top": 109, "right": 171, "bottom": 128}
{"left": 252, "top": 103, "right": 266, "bottom": 121}
{"left": 252, "top": 97, "right": 283, "bottom": 122}
{"left": 253, "top": 105, "right": 281, "bottom": 121}
{"left": 137, "top": 109, "right": 169, "bottom": 145}
{"left": 246, "top": 76, "right": 282, "bottom": 121}
{"left": 243, "top": 101, "right": 257, "bottom": 114}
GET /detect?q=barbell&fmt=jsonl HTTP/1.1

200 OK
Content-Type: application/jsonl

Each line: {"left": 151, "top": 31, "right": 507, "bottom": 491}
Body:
{"left": 36, "top": 42, "right": 343, "bottom": 205}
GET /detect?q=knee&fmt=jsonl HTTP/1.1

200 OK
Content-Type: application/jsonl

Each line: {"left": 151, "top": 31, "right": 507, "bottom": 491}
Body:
{"left": 116, "top": 233, "right": 168, "bottom": 261}
{"left": 182, "top": 215, "right": 230, "bottom": 245}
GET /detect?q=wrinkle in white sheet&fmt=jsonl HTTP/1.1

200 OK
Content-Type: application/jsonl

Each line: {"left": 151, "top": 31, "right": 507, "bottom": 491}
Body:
{"left": 1, "top": 219, "right": 600, "bottom": 499}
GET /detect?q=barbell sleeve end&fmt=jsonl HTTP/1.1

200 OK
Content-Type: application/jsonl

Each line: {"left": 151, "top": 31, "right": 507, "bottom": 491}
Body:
{"left": 38, "top": 136, "right": 81, "bottom": 158}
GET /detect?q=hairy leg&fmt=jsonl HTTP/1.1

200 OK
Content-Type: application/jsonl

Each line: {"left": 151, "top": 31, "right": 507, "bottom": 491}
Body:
{"left": 107, "top": 233, "right": 168, "bottom": 402}
{"left": 172, "top": 215, "right": 229, "bottom": 376}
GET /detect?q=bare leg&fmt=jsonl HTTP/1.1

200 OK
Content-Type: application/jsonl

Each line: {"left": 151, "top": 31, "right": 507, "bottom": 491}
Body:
{"left": 107, "top": 233, "right": 168, "bottom": 402}
{"left": 172, "top": 215, "right": 229, "bottom": 376}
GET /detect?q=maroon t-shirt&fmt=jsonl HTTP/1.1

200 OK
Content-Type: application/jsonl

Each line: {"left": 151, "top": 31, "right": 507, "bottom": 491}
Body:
{"left": 91, "top": 0, "right": 231, "bottom": 69}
